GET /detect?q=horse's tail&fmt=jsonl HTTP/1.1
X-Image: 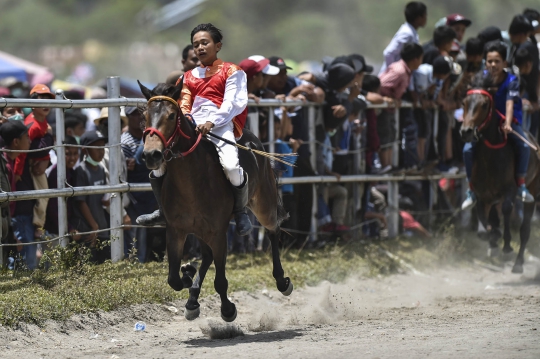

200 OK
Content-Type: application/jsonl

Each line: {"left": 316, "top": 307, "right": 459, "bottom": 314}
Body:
{"left": 270, "top": 162, "right": 290, "bottom": 227}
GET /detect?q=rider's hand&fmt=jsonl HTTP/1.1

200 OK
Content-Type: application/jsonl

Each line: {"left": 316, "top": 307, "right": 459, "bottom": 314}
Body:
{"left": 502, "top": 122, "right": 512, "bottom": 134}
{"left": 196, "top": 121, "right": 214, "bottom": 136}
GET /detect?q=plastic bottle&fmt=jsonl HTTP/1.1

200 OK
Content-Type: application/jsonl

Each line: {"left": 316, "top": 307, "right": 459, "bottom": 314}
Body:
{"left": 134, "top": 321, "right": 146, "bottom": 331}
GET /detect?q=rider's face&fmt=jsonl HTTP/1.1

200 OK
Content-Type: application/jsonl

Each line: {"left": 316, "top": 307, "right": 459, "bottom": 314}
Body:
{"left": 485, "top": 51, "right": 506, "bottom": 78}
{"left": 192, "top": 31, "right": 221, "bottom": 66}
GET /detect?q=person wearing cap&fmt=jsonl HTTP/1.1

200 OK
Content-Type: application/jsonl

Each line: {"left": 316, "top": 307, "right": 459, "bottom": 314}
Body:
{"left": 380, "top": 2, "right": 427, "bottom": 74}
{"left": 239, "top": 58, "right": 272, "bottom": 100}
{"left": 247, "top": 55, "right": 280, "bottom": 99}
{"left": 0, "top": 95, "right": 25, "bottom": 123}
{"left": 434, "top": 14, "right": 472, "bottom": 43}
{"left": 72, "top": 131, "right": 110, "bottom": 262}
{"left": 121, "top": 106, "right": 155, "bottom": 262}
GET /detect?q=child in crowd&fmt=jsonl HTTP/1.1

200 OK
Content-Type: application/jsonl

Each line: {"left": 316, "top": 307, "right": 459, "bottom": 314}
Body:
{"left": 45, "top": 136, "right": 79, "bottom": 237}
{"left": 378, "top": 42, "right": 424, "bottom": 170}
{"left": 381, "top": 1, "right": 427, "bottom": 72}
{"left": 72, "top": 131, "right": 110, "bottom": 263}
{"left": 0, "top": 121, "right": 31, "bottom": 268}
{"left": 65, "top": 113, "right": 87, "bottom": 144}
{"left": 423, "top": 26, "right": 457, "bottom": 65}
{"left": 410, "top": 56, "right": 452, "bottom": 164}
{"left": 361, "top": 75, "right": 382, "bottom": 173}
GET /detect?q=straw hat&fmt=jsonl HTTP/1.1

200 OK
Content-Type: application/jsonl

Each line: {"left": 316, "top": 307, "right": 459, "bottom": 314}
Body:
{"left": 93, "top": 107, "right": 128, "bottom": 126}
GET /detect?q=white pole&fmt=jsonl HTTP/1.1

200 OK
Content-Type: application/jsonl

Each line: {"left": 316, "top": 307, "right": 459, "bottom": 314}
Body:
{"left": 55, "top": 89, "right": 69, "bottom": 247}
{"left": 268, "top": 108, "right": 275, "bottom": 154}
{"left": 107, "top": 76, "right": 124, "bottom": 262}
{"left": 308, "top": 105, "right": 318, "bottom": 242}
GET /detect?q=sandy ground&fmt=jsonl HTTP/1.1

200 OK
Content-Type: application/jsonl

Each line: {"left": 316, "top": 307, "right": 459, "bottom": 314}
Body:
{"left": 1, "top": 256, "right": 540, "bottom": 359}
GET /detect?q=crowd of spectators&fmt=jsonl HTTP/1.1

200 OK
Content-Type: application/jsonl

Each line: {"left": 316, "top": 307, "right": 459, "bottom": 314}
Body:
{"left": 1, "top": 2, "right": 540, "bottom": 268}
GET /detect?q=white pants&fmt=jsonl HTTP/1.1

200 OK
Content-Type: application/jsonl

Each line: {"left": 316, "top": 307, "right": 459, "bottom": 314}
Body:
{"left": 154, "top": 121, "right": 244, "bottom": 187}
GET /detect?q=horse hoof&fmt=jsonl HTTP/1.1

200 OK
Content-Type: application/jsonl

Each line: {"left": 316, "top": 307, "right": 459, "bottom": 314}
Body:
{"left": 488, "top": 247, "right": 499, "bottom": 258}
{"left": 280, "top": 279, "right": 294, "bottom": 296}
{"left": 502, "top": 246, "right": 514, "bottom": 254}
{"left": 512, "top": 264, "right": 524, "bottom": 274}
{"left": 221, "top": 304, "right": 237, "bottom": 323}
{"left": 184, "top": 306, "right": 200, "bottom": 321}
{"left": 181, "top": 263, "right": 197, "bottom": 278}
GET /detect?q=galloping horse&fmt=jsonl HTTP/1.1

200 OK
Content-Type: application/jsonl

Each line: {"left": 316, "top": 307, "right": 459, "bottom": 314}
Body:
{"left": 460, "top": 80, "right": 540, "bottom": 273}
{"left": 138, "top": 80, "right": 293, "bottom": 322}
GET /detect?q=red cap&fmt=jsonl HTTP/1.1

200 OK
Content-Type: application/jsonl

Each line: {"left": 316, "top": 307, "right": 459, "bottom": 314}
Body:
{"left": 446, "top": 14, "right": 472, "bottom": 27}
{"left": 450, "top": 40, "right": 461, "bottom": 53}
{"left": 239, "top": 59, "right": 267, "bottom": 80}
{"left": 30, "top": 84, "right": 55, "bottom": 99}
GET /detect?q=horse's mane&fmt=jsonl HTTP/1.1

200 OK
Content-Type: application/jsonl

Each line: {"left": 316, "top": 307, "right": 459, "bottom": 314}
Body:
{"left": 471, "top": 71, "right": 495, "bottom": 90}
{"left": 151, "top": 82, "right": 179, "bottom": 98}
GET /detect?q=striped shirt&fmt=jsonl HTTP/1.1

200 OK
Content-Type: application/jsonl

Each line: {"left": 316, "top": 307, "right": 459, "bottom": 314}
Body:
{"left": 121, "top": 131, "right": 139, "bottom": 159}
{"left": 378, "top": 59, "right": 412, "bottom": 100}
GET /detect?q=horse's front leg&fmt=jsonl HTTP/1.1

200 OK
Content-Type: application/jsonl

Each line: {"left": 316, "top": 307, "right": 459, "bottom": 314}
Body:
{"left": 269, "top": 227, "right": 293, "bottom": 296}
{"left": 211, "top": 232, "right": 237, "bottom": 322}
{"left": 513, "top": 202, "right": 535, "bottom": 273}
{"left": 166, "top": 225, "right": 189, "bottom": 291}
{"left": 185, "top": 241, "right": 213, "bottom": 320}
{"left": 501, "top": 197, "right": 514, "bottom": 254}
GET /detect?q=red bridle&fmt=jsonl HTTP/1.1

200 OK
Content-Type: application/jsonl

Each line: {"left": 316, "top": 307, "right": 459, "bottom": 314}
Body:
{"left": 143, "top": 95, "right": 201, "bottom": 158}
{"left": 465, "top": 89, "right": 507, "bottom": 149}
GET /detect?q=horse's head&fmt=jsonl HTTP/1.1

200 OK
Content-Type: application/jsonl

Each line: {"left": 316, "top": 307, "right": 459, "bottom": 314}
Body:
{"left": 460, "top": 89, "right": 493, "bottom": 142}
{"left": 138, "top": 79, "right": 183, "bottom": 170}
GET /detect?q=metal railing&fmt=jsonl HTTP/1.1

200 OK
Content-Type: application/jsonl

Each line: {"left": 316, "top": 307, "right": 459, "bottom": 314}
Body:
{"left": 0, "top": 77, "right": 466, "bottom": 266}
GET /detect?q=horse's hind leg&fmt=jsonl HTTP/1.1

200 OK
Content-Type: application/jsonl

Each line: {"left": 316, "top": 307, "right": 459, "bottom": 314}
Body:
{"left": 501, "top": 198, "right": 514, "bottom": 254}
{"left": 185, "top": 241, "right": 213, "bottom": 320}
{"left": 212, "top": 233, "right": 237, "bottom": 322}
{"left": 269, "top": 228, "right": 293, "bottom": 296}
{"left": 166, "top": 226, "right": 194, "bottom": 291}
{"left": 513, "top": 202, "right": 534, "bottom": 274}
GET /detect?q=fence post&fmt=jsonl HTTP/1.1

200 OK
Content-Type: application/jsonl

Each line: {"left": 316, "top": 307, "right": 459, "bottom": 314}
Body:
{"left": 107, "top": 76, "right": 124, "bottom": 263}
{"left": 388, "top": 107, "right": 400, "bottom": 237}
{"left": 55, "top": 89, "right": 69, "bottom": 247}
{"left": 268, "top": 108, "right": 275, "bottom": 154}
{"left": 308, "top": 105, "right": 318, "bottom": 242}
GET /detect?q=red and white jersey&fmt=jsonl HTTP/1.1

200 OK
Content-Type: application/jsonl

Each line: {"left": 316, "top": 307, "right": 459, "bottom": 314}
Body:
{"left": 178, "top": 59, "right": 248, "bottom": 138}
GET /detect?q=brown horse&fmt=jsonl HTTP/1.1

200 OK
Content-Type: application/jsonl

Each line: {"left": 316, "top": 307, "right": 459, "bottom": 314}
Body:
{"left": 460, "top": 82, "right": 540, "bottom": 273}
{"left": 138, "top": 80, "right": 292, "bottom": 322}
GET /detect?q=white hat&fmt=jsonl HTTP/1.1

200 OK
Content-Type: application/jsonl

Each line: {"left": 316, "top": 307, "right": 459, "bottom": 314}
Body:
{"left": 248, "top": 55, "right": 280, "bottom": 75}
{"left": 94, "top": 106, "right": 128, "bottom": 126}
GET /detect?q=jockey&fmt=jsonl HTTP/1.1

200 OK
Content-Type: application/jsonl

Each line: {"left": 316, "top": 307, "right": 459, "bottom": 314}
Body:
{"left": 462, "top": 41, "right": 533, "bottom": 210}
{"left": 137, "top": 23, "right": 252, "bottom": 235}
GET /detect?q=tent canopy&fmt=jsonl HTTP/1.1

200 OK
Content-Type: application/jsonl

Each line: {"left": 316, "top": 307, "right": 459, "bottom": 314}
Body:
{"left": 0, "top": 57, "right": 27, "bottom": 82}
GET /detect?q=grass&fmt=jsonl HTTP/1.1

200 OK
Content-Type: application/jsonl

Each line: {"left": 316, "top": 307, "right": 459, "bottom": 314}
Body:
{"left": 1, "top": 224, "right": 539, "bottom": 328}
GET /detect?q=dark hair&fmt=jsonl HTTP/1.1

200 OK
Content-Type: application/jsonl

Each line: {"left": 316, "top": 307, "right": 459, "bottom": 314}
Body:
{"left": 64, "top": 135, "right": 78, "bottom": 146}
{"left": 465, "top": 37, "right": 484, "bottom": 56}
{"left": 361, "top": 74, "right": 381, "bottom": 93}
{"left": 401, "top": 42, "right": 424, "bottom": 62}
{"left": 523, "top": 8, "right": 540, "bottom": 21}
{"left": 29, "top": 92, "right": 39, "bottom": 100}
{"left": 432, "top": 56, "right": 452, "bottom": 75}
{"left": 182, "top": 44, "right": 193, "bottom": 60}
{"left": 484, "top": 41, "right": 508, "bottom": 60}
{"left": 190, "top": 23, "right": 223, "bottom": 44}
{"left": 508, "top": 14, "right": 534, "bottom": 36}
{"left": 65, "top": 113, "right": 85, "bottom": 130}
{"left": 478, "top": 26, "right": 503, "bottom": 45}
{"left": 0, "top": 95, "right": 17, "bottom": 115}
{"left": 433, "top": 26, "right": 456, "bottom": 48}
{"left": 514, "top": 48, "right": 533, "bottom": 67}
{"left": 404, "top": 2, "right": 427, "bottom": 24}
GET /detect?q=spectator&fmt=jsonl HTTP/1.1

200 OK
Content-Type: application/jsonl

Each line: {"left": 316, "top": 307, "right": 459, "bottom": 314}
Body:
{"left": 316, "top": 125, "right": 349, "bottom": 233}
{"left": 477, "top": 26, "right": 503, "bottom": 46}
{"left": 434, "top": 14, "right": 472, "bottom": 43}
{"left": 423, "top": 26, "right": 457, "bottom": 65}
{"left": 0, "top": 95, "right": 24, "bottom": 122}
{"left": 44, "top": 136, "right": 79, "bottom": 237}
{"left": 523, "top": 8, "right": 540, "bottom": 46}
{"left": 239, "top": 58, "right": 271, "bottom": 98}
{"left": 121, "top": 106, "right": 156, "bottom": 262}
{"left": 273, "top": 118, "right": 300, "bottom": 245}
{"left": 64, "top": 113, "right": 87, "bottom": 144}
{"left": 508, "top": 14, "right": 539, "bottom": 135}
{"left": 323, "top": 63, "right": 356, "bottom": 130}
{"left": 381, "top": 1, "right": 427, "bottom": 73}
{"left": 514, "top": 48, "right": 534, "bottom": 96}
{"left": 0, "top": 121, "right": 31, "bottom": 268}
{"left": 410, "top": 56, "right": 452, "bottom": 165}
{"left": 72, "top": 131, "right": 110, "bottom": 263}
{"left": 248, "top": 55, "right": 281, "bottom": 102}
{"left": 165, "top": 44, "right": 201, "bottom": 85}
{"left": 464, "top": 37, "right": 485, "bottom": 74}
{"left": 361, "top": 75, "right": 382, "bottom": 173}
{"left": 378, "top": 42, "right": 424, "bottom": 170}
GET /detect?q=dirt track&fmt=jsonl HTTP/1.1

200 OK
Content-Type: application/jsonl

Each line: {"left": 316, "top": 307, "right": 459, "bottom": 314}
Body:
{"left": 1, "top": 257, "right": 540, "bottom": 359}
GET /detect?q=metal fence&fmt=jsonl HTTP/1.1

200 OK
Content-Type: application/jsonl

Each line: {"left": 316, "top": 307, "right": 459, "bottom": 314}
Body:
{"left": 0, "top": 76, "right": 465, "bottom": 265}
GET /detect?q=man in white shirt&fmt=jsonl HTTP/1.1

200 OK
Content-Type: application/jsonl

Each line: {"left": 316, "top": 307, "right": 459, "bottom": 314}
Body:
{"left": 380, "top": 2, "right": 428, "bottom": 74}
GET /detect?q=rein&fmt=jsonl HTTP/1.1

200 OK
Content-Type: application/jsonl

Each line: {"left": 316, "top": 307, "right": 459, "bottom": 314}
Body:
{"left": 466, "top": 89, "right": 508, "bottom": 149}
{"left": 143, "top": 95, "right": 201, "bottom": 159}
